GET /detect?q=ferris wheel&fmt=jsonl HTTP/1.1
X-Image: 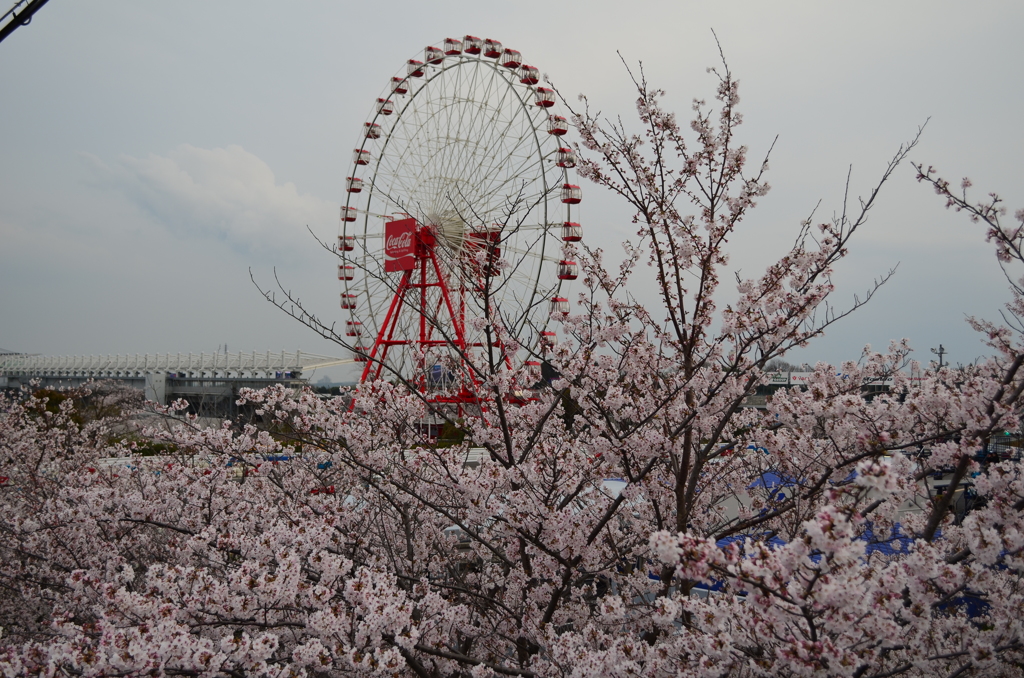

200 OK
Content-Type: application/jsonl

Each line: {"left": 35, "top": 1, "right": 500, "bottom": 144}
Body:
{"left": 338, "top": 36, "right": 583, "bottom": 396}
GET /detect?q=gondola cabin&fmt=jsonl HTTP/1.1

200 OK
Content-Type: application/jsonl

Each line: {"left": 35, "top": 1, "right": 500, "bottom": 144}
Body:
{"left": 519, "top": 65, "right": 539, "bottom": 85}
{"left": 483, "top": 39, "right": 503, "bottom": 58}
{"left": 376, "top": 98, "right": 394, "bottom": 115}
{"left": 547, "top": 115, "right": 568, "bottom": 136}
{"left": 340, "top": 207, "right": 357, "bottom": 222}
{"left": 550, "top": 296, "right": 569, "bottom": 314}
{"left": 557, "top": 260, "right": 578, "bottom": 280}
{"left": 561, "top": 184, "right": 582, "bottom": 204}
{"left": 364, "top": 123, "right": 381, "bottom": 139}
{"left": 556, "top": 147, "right": 577, "bottom": 167}
{"left": 407, "top": 60, "right": 424, "bottom": 77}
{"left": 444, "top": 38, "right": 463, "bottom": 55}
{"left": 534, "top": 87, "right": 556, "bottom": 108}
{"left": 561, "top": 222, "right": 582, "bottom": 242}
{"left": 463, "top": 35, "right": 483, "bottom": 54}
{"left": 353, "top": 149, "right": 371, "bottom": 165}
{"left": 339, "top": 234, "right": 356, "bottom": 250}
{"left": 338, "top": 265, "right": 356, "bottom": 281}
{"left": 390, "top": 77, "right": 408, "bottom": 95}
{"left": 346, "top": 177, "right": 363, "bottom": 193}
{"left": 424, "top": 46, "right": 444, "bottom": 65}
{"left": 340, "top": 293, "right": 358, "bottom": 310}
{"left": 501, "top": 48, "right": 522, "bottom": 69}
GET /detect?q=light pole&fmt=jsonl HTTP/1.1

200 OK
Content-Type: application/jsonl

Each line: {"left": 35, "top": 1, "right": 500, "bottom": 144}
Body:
{"left": 931, "top": 344, "right": 947, "bottom": 369}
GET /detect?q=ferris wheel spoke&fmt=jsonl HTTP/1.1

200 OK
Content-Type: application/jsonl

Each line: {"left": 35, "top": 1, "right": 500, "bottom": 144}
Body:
{"left": 456, "top": 72, "right": 533, "bottom": 200}
{"left": 471, "top": 143, "right": 557, "bottom": 211}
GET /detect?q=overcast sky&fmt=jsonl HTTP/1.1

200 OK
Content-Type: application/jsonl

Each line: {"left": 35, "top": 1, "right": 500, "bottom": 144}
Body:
{"left": 1, "top": 1, "right": 1021, "bottom": 381}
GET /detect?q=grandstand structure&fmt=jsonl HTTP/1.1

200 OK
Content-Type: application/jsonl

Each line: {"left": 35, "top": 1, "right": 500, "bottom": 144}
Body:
{"left": 0, "top": 350, "right": 353, "bottom": 417}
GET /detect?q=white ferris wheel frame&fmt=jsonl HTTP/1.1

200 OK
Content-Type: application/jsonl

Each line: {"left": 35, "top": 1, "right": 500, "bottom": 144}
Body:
{"left": 338, "top": 37, "right": 581, "bottom": 381}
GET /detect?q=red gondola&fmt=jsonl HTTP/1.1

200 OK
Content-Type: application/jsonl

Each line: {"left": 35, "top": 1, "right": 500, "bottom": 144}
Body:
{"left": 463, "top": 35, "right": 483, "bottom": 55}
{"left": 346, "top": 177, "right": 363, "bottom": 193}
{"left": 376, "top": 98, "right": 394, "bottom": 115}
{"left": 561, "top": 184, "right": 582, "bottom": 204}
{"left": 339, "top": 234, "right": 355, "bottom": 250}
{"left": 550, "top": 297, "right": 570, "bottom": 315}
{"left": 547, "top": 115, "right": 568, "bottom": 136}
{"left": 561, "top": 222, "right": 582, "bottom": 242}
{"left": 444, "top": 38, "right": 463, "bottom": 55}
{"left": 556, "top": 147, "right": 577, "bottom": 168}
{"left": 390, "top": 77, "right": 408, "bottom": 95}
{"left": 340, "top": 293, "right": 358, "bottom": 309}
{"left": 557, "top": 260, "right": 578, "bottom": 280}
{"left": 483, "top": 39, "right": 503, "bottom": 58}
{"left": 353, "top": 149, "right": 371, "bottom": 165}
{"left": 534, "top": 87, "right": 555, "bottom": 108}
{"left": 364, "top": 122, "right": 381, "bottom": 139}
{"left": 407, "top": 60, "right": 424, "bottom": 77}
{"left": 519, "top": 65, "right": 539, "bottom": 85}
{"left": 340, "top": 207, "right": 357, "bottom": 222}
{"left": 539, "top": 330, "right": 557, "bottom": 347}
{"left": 338, "top": 265, "right": 356, "bottom": 281}
{"left": 424, "top": 45, "right": 444, "bottom": 65}
{"left": 346, "top": 321, "right": 363, "bottom": 337}
{"left": 501, "top": 48, "right": 522, "bottom": 69}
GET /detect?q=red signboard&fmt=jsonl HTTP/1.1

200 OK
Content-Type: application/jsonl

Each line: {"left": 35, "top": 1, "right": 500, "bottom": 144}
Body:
{"left": 384, "top": 218, "right": 417, "bottom": 272}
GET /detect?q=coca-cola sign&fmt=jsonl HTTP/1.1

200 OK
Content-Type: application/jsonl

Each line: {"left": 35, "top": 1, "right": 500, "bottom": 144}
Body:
{"left": 384, "top": 218, "right": 417, "bottom": 272}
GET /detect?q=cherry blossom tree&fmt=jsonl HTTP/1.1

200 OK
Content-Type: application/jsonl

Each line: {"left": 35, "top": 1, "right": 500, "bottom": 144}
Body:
{"left": 3, "top": 60, "right": 1024, "bottom": 678}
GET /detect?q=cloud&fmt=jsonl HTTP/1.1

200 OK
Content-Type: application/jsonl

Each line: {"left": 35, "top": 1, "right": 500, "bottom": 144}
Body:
{"left": 89, "top": 144, "right": 335, "bottom": 262}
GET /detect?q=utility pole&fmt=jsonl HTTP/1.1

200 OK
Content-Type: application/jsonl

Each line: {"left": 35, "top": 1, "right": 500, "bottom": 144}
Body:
{"left": 0, "top": 0, "right": 52, "bottom": 45}
{"left": 931, "top": 344, "right": 947, "bottom": 369}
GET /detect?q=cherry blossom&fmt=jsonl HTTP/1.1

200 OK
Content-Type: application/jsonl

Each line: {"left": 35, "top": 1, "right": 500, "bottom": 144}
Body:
{"left": 3, "top": 61, "right": 1024, "bottom": 678}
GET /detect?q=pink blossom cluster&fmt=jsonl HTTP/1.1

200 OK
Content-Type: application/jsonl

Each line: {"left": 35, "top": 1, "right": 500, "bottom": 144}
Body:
{"left": 3, "top": 62, "right": 1024, "bottom": 678}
